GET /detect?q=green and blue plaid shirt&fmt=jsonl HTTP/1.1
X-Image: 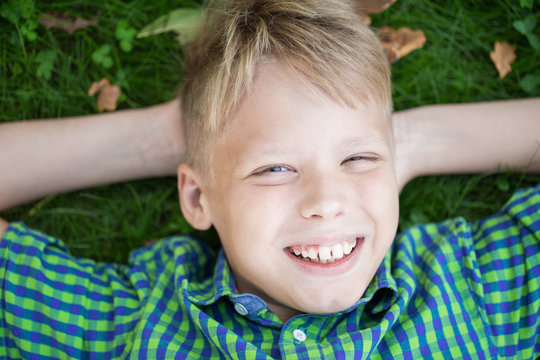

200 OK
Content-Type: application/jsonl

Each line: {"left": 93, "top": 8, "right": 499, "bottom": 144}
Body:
{"left": 1, "top": 186, "right": 539, "bottom": 359}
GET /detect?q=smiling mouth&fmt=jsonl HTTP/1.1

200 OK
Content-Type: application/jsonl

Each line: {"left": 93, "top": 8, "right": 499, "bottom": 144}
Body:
{"left": 288, "top": 237, "right": 361, "bottom": 264}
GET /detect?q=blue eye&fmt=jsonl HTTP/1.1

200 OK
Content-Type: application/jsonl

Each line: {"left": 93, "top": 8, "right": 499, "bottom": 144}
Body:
{"left": 342, "top": 154, "right": 380, "bottom": 166}
{"left": 250, "top": 164, "right": 297, "bottom": 185}
{"left": 252, "top": 165, "right": 293, "bottom": 177}
{"left": 263, "top": 165, "right": 289, "bottom": 173}
{"left": 343, "top": 156, "right": 369, "bottom": 164}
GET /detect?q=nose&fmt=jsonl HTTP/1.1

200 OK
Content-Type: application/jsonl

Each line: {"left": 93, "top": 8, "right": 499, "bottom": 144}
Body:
{"left": 299, "top": 174, "right": 347, "bottom": 220}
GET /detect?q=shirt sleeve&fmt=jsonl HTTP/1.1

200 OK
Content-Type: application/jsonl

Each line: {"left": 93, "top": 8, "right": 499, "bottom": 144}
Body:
{"left": 471, "top": 185, "right": 540, "bottom": 358}
{"left": 0, "top": 222, "right": 143, "bottom": 359}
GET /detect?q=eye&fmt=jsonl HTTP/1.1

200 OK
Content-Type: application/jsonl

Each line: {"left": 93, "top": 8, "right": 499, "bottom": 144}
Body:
{"left": 253, "top": 165, "right": 293, "bottom": 176}
{"left": 264, "top": 165, "right": 289, "bottom": 173}
{"left": 341, "top": 154, "right": 380, "bottom": 171}
{"left": 346, "top": 156, "right": 364, "bottom": 162}
{"left": 250, "top": 164, "right": 297, "bottom": 185}
{"left": 342, "top": 155, "right": 374, "bottom": 164}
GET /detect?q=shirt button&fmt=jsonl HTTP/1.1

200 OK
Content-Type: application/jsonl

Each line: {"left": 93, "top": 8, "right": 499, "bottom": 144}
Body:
{"left": 233, "top": 303, "right": 249, "bottom": 316}
{"left": 292, "top": 329, "right": 306, "bottom": 342}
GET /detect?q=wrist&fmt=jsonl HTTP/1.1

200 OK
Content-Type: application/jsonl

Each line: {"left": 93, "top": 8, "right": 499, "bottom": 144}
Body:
{"left": 392, "top": 109, "right": 417, "bottom": 190}
{"left": 142, "top": 99, "right": 186, "bottom": 176}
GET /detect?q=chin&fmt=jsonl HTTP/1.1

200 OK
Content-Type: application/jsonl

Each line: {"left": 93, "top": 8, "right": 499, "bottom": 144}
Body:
{"left": 296, "top": 293, "right": 361, "bottom": 315}
{"left": 291, "top": 278, "right": 369, "bottom": 315}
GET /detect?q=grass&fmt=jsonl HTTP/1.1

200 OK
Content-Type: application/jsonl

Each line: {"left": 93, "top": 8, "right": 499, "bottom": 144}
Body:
{"left": 1, "top": 0, "right": 539, "bottom": 263}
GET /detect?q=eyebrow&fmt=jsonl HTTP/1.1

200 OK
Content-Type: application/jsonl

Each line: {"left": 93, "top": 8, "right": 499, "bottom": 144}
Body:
{"left": 243, "top": 135, "right": 388, "bottom": 165}
{"left": 339, "top": 136, "right": 388, "bottom": 149}
{"left": 241, "top": 147, "right": 294, "bottom": 164}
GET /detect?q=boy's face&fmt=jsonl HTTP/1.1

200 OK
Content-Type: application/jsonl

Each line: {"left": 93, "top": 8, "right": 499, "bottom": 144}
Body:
{"left": 196, "top": 62, "right": 399, "bottom": 321}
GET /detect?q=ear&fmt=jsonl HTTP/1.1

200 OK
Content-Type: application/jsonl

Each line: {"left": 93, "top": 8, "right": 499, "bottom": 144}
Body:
{"left": 177, "top": 163, "right": 212, "bottom": 230}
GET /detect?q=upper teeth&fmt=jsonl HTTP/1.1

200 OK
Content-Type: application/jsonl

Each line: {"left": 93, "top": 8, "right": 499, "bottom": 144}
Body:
{"left": 290, "top": 239, "right": 358, "bottom": 263}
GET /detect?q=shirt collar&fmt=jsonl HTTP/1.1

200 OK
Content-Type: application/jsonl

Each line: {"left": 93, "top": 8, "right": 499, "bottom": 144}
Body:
{"left": 183, "top": 245, "right": 398, "bottom": 316}
{"left": 357, "top": 247, "right": 398, "bottom": 315}
{"left": 183, "top": 248, "right": 236, "bottom": 306}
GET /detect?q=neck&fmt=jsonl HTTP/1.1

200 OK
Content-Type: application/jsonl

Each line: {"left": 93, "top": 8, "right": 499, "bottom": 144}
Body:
{"left": 266, "top": 300, "right": 303, "bottom": 323}
{"left": 234, "top": 277, "right": 303, "bottom": 323}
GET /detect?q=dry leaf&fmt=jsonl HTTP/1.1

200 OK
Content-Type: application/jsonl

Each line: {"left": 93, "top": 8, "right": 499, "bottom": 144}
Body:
{"left": 144, "top": 238, "right": 159, "bottom": 247}
{"left": 489, "top": 41, "right": 516, "bottom": 79}
{"left": 353, "top": 0, "right": 397, "bottom": 15}
{"left": 38, "top": 12, "right": 98, "bottom": 33}
{"left": 88, "top": 78, "right": 121, "bottom": 112}
{"left": 361, "top": 13, "right": 372, "bottom": 26}
{"left": 376, "top": 26, "right": 426, "bottom": 63}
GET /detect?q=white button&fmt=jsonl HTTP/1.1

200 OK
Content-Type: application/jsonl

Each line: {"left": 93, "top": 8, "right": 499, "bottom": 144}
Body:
{"left": 292, "top": 329, "right": 306, "bottom": 342}
{"left": 234, "top": 303, "right": 249, "bottom": 316}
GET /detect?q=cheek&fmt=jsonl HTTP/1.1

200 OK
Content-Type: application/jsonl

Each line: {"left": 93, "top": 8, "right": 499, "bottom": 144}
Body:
{"left": 236, "top": 185, "right": 295, "bottom": 221}
{"left": 216, "top": 186, "right": 293, "bottom": 250}
{"left": 359, "top": 168, "right": 399, "bottom": 230}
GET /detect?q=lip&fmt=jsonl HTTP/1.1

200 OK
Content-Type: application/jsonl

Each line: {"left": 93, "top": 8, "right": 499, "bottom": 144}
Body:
{"left": 283, "top": 236, "right": 364, "bottom": 276}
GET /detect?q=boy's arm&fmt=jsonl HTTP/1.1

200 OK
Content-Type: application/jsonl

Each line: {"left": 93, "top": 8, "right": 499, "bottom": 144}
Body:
{"left": 393, "top": 97, "right": 540, "bottom": 190}
{"left": 2, "top": 97, "right": 537, "bottom": 235}
{"left": 0, "top": 218, "right": 8, "bottom": 235}
{"left": 0, "top": 99, "right": 185, "bottom": 229}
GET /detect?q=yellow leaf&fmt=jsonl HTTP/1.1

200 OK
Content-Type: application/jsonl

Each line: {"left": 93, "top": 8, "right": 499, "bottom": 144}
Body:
{"left": 489, "top": 41, "right": 516, "bottom": 79}
{"left": 137, "top": 8, "right": 204, "bottom": 46}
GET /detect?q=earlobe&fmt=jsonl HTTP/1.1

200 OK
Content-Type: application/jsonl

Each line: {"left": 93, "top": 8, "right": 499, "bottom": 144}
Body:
{"left": 177, "top": 164, "right": 212, "bottom": 230}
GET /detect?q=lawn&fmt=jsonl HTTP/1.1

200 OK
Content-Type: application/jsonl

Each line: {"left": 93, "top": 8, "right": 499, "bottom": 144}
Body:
{"left": 1, "top": 0, "right": 539, "bottom": 263}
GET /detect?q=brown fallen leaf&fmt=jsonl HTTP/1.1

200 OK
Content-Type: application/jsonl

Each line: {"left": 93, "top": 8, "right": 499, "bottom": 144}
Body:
{"left": 353, "top": 0, "right": 397, "bottom": 14}
{"left": 376, "top": 26, "right": 427, "bottom": 63}
{"left": 144, "top": 238, "right": 159, "bottom": 247}
{"left": 88, "top": 78, "right": 121, "bottom": 112}
{"left": 489, "top": 41, "right": 516, "bottom": 79}
{"left": 38, "top": 12, "right": 99, "bottom": 34}
{"left": 360, "top": 13, "right": 372, "bottom": 26}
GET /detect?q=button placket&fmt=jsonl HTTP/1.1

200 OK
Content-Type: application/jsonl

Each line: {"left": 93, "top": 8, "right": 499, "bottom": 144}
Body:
{"left": 292, "top": 328, "right": 307, "bottom": 342}
{"left": 233, "top": 302, "right": 249, "bottom": 316}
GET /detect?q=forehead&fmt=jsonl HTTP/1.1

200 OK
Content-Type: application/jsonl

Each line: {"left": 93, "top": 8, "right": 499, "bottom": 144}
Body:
{"left": 202, "top": 63, "right": 394, "bottom": 185}
{"left": 215, "top": 62, "right": 392, "bottom": 152}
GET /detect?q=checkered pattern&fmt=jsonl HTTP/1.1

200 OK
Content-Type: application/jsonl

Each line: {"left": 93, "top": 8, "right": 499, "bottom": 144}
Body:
{"left": 1, "top": 186, "right": 538, "bottom": 359}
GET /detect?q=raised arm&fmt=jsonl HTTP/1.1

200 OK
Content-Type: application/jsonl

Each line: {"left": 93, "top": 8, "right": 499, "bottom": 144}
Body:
{"left": 393, "top": 97, "right": 540, "bottom": 190}
{"left": 0, "top": 99, "right": 185, "bottom": 233}
{"left": 2, "top": 97, "right": 538, "bottom": 235}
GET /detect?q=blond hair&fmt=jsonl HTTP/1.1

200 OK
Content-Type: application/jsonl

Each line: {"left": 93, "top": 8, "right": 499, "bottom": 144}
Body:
{"left": 180, "top": 0, "right": 392, "bottom": 172}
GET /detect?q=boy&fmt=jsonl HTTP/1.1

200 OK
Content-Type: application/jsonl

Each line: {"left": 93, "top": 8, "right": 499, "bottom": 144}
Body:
{"left": 1, "top": 0, "right": 539, "bottom": 359}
